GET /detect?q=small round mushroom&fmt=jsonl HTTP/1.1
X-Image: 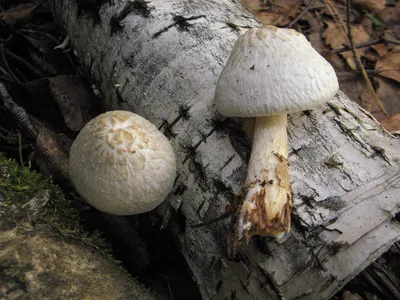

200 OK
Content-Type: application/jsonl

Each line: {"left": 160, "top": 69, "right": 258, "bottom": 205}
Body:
{"left": 69, "top": 110, "right": 176, "bottom": 215}
{"left": 215, "top": 26, "right": 338, "bottom": 242}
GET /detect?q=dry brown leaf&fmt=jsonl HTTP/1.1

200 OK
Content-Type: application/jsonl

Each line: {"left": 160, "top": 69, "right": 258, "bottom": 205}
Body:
{"left": 308, "top": 32, "right": 326, "bottom": 51}
{"left": 379, "top": 113, "right": 400, "bottom": 133}
{"left": 0, "top": 3, "right": 42, "bottom": 26}
{"left": 375, "top": 51, "right": 400, "bottom": 83}
{"left": 378, "top": 2, "right": 400, "bottom": 25}
{"left": 341, "top": 290, "right": 364, "bottom": 300}
{"left": 321, "top": 51, "right": 346, "bottom": 71}
{"left": 323, "top": 22, "right": 371, "bottom": 70}
{"left": 371, "top": 43, "right": 389, "bottom": 57}
{"left": 241, "top": 0, "right": 300, "bottom": 26}
{"left": 353, "top": 0, "right": 386, "bottom": 14}
{"left": 376, "top": 77, "right": 400, "bottom": 115}
{"left": 338, "top": 73, "right": 366, "bottom": 105}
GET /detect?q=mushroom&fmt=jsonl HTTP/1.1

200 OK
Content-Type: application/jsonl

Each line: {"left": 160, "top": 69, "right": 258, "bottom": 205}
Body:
{"left": 214, "top": 26, "right": 338, "bottom": 242}
{"left": 69, "top": 110, "right": 176, "bottom": 215}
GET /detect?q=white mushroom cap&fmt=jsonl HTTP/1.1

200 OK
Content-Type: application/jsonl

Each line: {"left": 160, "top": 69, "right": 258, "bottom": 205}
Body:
{"left": 215, "top": 26, "right": 339, "bottom": 117}
{"left": 69, "top": 111, "right": 176, "bottom": 215}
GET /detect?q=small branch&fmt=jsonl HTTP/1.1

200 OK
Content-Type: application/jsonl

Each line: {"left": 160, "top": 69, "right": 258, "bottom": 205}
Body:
{"left": 346, "top": 0, "right": 361, "bottom": 72}
{"left": 0, "top": 82, "right": 38, "bottom": 139}
{"left": 285, "top": 0, "right": 315, "bottom": 28}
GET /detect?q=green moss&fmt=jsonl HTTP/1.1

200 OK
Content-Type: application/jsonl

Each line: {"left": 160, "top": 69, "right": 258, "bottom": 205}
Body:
{"left": 0, "top": 153, "right": 112, "bottom": 257}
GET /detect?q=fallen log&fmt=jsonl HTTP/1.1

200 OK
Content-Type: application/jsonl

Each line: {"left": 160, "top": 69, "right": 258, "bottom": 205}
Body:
{"left": 50, "top": 0, "right": 400, "bottom": 299}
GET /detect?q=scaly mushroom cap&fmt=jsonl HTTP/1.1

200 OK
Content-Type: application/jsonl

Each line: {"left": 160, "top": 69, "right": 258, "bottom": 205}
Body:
{"left": 215, "top": 26, "right": 339, "bottom": 117}
{"left": 69, "top": 111, "right": 176, "bottom": 215}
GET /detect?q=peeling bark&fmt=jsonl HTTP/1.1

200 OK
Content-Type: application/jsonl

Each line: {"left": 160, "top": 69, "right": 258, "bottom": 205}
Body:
{"left": 50, "top": 0, "right": 400, "bottom": 299}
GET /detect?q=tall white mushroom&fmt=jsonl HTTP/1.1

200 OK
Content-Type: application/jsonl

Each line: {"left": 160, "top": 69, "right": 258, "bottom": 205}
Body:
{"left": 69, "top": 110, "right": 176, "bottom": 215}
{"left": 214, "top": 26, "right": 339, "bottom": 242}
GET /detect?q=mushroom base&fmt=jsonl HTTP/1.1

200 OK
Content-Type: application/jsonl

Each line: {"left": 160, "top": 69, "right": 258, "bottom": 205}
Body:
{"left": 237, "top": 115, "right": 292, "bottom": 242}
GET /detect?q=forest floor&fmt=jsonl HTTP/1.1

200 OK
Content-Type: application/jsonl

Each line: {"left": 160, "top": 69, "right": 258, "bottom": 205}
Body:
{"left": 0, "top": 1, "right": 399, "bottom": 300}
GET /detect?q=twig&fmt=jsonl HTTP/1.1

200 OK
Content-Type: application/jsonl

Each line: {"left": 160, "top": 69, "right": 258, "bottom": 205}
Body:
{"left": 0, "top": 82, "right": 38, "bottom": 139}
{"left": 323, "top": 0, "right": 388, "bottom": 116}
{"left": 333, "top": 38, "right": 381, "bottom": 53}
{"left": 285, "top": 0, "right": 316, "bottom": 28}
{"left": 346, "top": 0, "right": 361, "bottom": 71}
{"left": 346, "top": 0, "right": 388, "bottom": 115}
{"left": 17, "top": 130, "right": 24, "bottom": 166}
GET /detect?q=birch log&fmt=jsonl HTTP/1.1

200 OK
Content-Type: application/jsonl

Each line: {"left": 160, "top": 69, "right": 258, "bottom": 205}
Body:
{"left": 50, "top": 0, "right": 400, "bottom": 299}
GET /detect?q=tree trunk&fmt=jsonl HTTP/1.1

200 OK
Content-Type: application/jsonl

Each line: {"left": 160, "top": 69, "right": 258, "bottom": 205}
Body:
{"left": 50, "top": 0, "right": 400, "bottom": 299}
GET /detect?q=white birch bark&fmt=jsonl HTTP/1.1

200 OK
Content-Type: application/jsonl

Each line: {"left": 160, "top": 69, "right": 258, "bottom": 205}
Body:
{"left": 50, "top": 0, "right": 400, "bottom": 299}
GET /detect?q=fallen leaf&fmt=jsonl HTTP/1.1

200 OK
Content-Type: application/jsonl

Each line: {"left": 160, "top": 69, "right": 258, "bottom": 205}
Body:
{"left": 378, "top": 2, "right": 400, "bottom": 25}
{"left": 379, "top": 113, "right": 400, "bottom": 132}
{"left": 376, "top": 77, "right": 400, "bottom": 115}
{"left": 241, "top": 0, "right": 300, "bottom": 26}
{"left": 360, "top": 85, "right": 377, "bottom": 114}
{"left": 341, "top": 290, "right": 364, "bottom": 300}
{"left": 371, "top": 43, "right": 389, "bottom": 57}
{"left": 323, "top": 22, "right": 371, "bottom": 70}
{"left": 0, "top": 2, "right": 42, "bottom": 26}
{"left": 321, "top": 51, "right": 347, "bottom": 71}
{"left": 375, "top": 51, "right": 400, "bottom": 83}
{"left": 338, "top": 72, "right": 366, "bottom": 105}
{"left": 353, "top": 0, "right": 386, "bottom": 14}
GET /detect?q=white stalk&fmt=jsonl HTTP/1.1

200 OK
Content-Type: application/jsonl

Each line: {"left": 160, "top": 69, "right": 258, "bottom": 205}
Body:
{"left": 237, "top": 114, "right": 292, "bottom": 242}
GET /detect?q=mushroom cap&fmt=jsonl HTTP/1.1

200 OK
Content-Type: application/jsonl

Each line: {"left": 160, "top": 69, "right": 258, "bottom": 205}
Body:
{"left": 69, "top": 111, "right": 176, "bottom": 215}
{"left": 215, "top": 26, "right": 339, "bottom": 117}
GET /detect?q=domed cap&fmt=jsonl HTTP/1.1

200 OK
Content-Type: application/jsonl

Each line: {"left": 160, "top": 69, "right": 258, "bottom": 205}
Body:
{"left": 215, "top": 26, "right": 339, "bottom": 117}
{"left": 69, "top": 111, "right": 176, "bottom": 215}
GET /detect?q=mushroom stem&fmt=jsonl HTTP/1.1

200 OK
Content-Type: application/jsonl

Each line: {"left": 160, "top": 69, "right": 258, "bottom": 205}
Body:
{"left": 237, "top": 114, "right": 292, "bottom": 242}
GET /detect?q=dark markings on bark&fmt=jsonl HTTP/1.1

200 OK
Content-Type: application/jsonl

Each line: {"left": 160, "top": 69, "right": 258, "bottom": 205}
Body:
{"left": 220, "top": 155, "right": 235, "bottom": 171}
{"left": 255, "top": 265, "right": 282, "bottom": 299}
{"left": 196, "top": 200, "right": 206, "bottom": 217}
{"left": 290, "top": 213, "right": 308, "bottom": 236}
{"left": 158, "top": 119, "right": 177, "bottom": 139}
{"left": 319, "top": 196, "right": 346, "bottom": 211}
{"left": 326, "top": 102, "right": 342, "bottom": 116}
{"left": 177, "top": 208, "right": 187, "bottom": 233}
{"left": 334, "top": 119, "right": 370, "bottom": 151}
{"left": 213, "top": 179, "right": 234, "bottom": 200}
{"left": 370, "top": 145, "right": 392, "bottom": 165}
{"left": 216, "top": 280, "right": 223, "bottom": 292}
{"left": 325, "top": 242, "right": 344, "bottom": 256}
{"left": 190, "top": 160, "right": 207, "bottom": 182}
{"left": 300, "top": 194, "right": 316, "bottom": 208}
{"left": 178, "top": 105, "right": 191, "bottom": 120}
{"left": 153, "top": 15, "right": 206, "bottom": 38}
{"left": 225, "top": 22, "right": 252, "bottom": 32}
{"left": 182, "top": 139, "right": 202, "bottom": 164}
{"left": 174, "top": 183, "right": 188, "bottom": 196}
{"left": 110, "top": 0, "right": 153, "bottom": 34}
{"left": 212, "top": 118, "right": 251, "bottom": 162}
{"left": 75, "top": 0, "right": 109, "bottom": 22}
{"left": 288, "top": 146, "right": 303, "bottom": 157}
{"left": 302, "top": 109, "right": 313, "bottom": 117}
{"left": 253, "top": 236, "right": 273, "bottom": 257}
{"left": 190, "top": 210, "right": 232, "bottom": 229}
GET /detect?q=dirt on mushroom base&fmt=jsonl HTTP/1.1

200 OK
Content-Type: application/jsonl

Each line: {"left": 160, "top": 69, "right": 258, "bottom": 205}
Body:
{"left": 240, "top": 0, "right": 400, "bottom": 132}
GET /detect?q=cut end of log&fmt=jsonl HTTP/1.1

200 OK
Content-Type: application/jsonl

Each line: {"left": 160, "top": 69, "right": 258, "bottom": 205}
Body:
{"left": 237, "top": 181, "right": 292, "bottom": 243}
